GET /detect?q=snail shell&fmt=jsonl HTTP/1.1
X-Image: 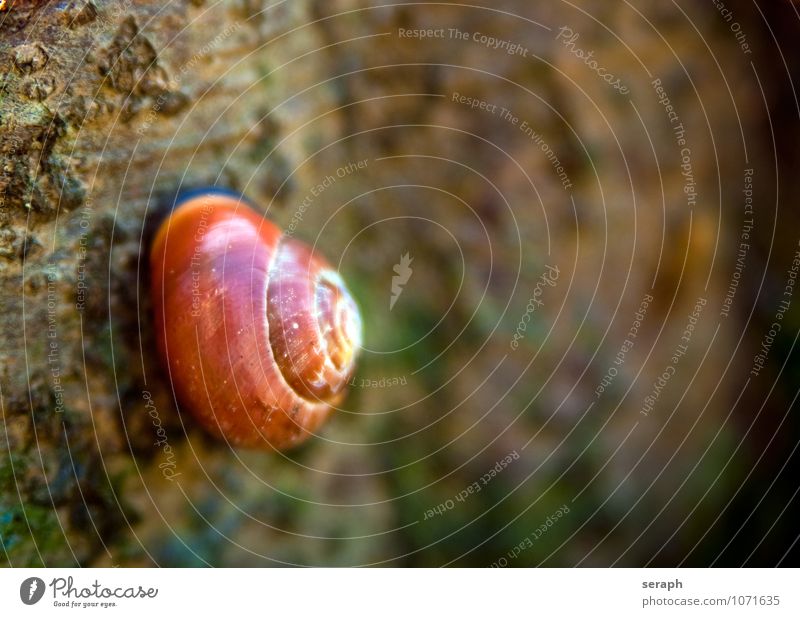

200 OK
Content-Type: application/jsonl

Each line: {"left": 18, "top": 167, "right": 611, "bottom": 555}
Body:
{"left": 150, "top": 190, "right": 361, "bottom": 449}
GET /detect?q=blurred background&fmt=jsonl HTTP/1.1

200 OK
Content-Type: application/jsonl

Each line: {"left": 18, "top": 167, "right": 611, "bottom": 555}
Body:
{"left": 1, "top": 0, "right": 799, "bottom": 566}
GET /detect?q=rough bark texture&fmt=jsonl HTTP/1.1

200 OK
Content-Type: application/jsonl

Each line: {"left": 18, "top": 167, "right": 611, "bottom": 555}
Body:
{"left": 1, "top": 0, "right": 798, "bottom": 566}
{"left": 1, "top": 0, "right": 321, "bottom": 566}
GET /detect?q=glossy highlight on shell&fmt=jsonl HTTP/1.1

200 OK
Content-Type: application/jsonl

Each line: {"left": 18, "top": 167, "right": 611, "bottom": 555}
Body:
{"left": 150, "top": 190, "right": 361, "bottom": 449}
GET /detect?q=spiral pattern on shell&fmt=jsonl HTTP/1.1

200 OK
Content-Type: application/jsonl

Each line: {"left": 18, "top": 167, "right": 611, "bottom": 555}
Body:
{"left": 150, "top": 190, "right": 361, "bottom": 450}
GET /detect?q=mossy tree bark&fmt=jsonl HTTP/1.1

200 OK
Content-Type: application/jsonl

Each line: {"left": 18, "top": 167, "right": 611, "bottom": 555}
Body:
{"left": 0, "top": 0, "right": 320, "bottom": 565}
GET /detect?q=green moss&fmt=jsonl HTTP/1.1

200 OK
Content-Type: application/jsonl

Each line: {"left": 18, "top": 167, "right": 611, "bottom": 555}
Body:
{"left": 0, "top": 502, "right": 76, "bottom": 567}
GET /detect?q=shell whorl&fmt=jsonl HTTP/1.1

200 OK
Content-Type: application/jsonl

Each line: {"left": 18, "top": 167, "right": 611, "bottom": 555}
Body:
{"left": 267, "top": 237, "right": 362, "bottom": 402}
{"left": 151, "top": 191, "right": 361, "bottom": 449}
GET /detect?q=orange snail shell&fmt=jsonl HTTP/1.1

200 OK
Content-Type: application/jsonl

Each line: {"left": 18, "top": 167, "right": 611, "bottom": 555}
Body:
{"left": 150, "top": 190, "right": 362, "bottom": 449}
